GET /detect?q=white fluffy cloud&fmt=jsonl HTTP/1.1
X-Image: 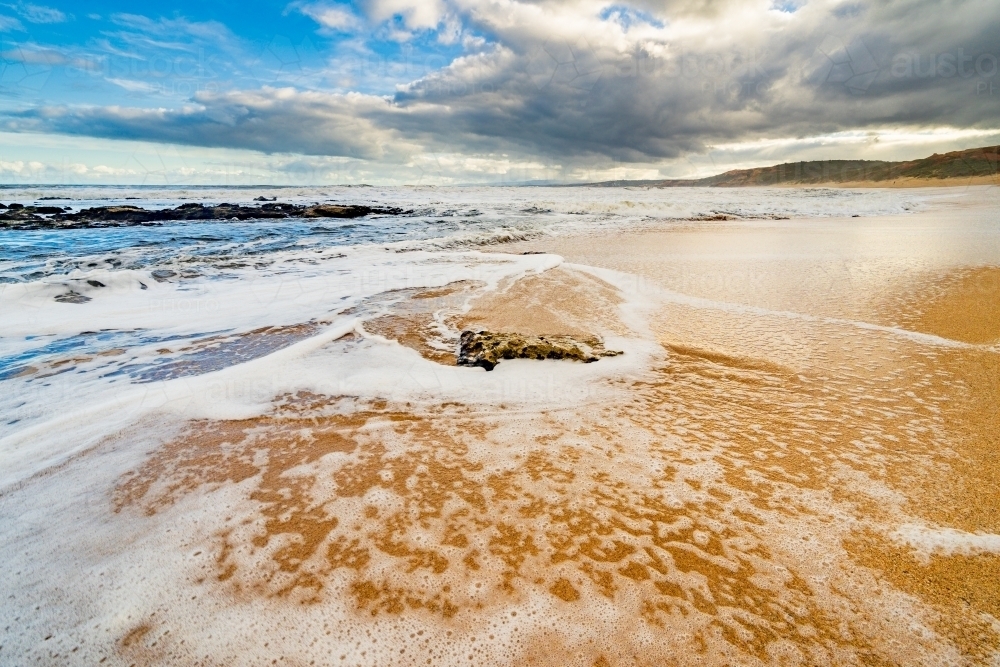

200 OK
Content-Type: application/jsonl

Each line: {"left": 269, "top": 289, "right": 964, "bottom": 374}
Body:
{"left": 361, "top": 0, "right": 446, "bottom": 30}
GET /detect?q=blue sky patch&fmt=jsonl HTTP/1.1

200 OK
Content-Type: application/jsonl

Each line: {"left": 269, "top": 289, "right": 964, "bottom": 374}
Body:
{"left": 598, "top": 4, "right": 664, "bottom": 31}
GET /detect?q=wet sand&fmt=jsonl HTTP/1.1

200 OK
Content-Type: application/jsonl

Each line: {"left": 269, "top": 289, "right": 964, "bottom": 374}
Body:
{"left": 3, "top": 187, "right": 1000, "bottom": 666}
{"left": 499, "top": 191, "right": 1000, "bottom": 662}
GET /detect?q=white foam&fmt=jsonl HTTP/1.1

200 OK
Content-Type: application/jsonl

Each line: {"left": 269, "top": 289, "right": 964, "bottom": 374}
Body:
{"left": 0, "top": 248, "right": 673, "bottom": 491}
{"left": 586, "top": 270, "right": 999, "bottom": 351}
{"left": 0, "top": 249, "right": 561, "bottom": 338}
{"left": 892, "top": 524, "right": 1000, "bottom": 558}
{"left": 0, "top": 250, "right": 568, "bottom": 487}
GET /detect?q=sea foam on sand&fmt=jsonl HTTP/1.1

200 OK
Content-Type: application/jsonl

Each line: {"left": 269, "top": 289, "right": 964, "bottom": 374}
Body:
{"left": 2, "top": 185, "right": 1000, "bottom": 666}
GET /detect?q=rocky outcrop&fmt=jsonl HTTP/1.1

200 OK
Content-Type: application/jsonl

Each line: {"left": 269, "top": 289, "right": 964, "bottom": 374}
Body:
{"left": 303, "top": 204, "right": 372, "bottom": 218}
{"left": 0, "top": 201, "right": 407, "bottom": 230}
{"left": 457, "top": 331, "right": 622, "bottom": 371}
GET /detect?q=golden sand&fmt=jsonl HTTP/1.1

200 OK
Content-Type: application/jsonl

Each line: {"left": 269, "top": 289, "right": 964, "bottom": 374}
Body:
{"left": 100, "top": 216, "right": 1000, "bottom": 664}
{"left": 456, "top": 266, "right": 629, "bottom": 339}
{"left": 358, "top": 281, "right": 485, "bottom": 364}
{"left": 887, "top": 266, "right": 1000, "bottom": 345}
{"left": 356, "top": 267, "right": 628, "bottom": 367}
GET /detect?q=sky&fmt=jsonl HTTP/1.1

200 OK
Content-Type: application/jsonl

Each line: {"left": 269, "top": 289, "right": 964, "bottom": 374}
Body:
{"left": 1, "top": 0, "right": 998, "bottom": 184}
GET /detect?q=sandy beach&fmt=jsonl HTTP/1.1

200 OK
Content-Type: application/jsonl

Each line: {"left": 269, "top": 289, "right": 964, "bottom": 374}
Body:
{"left": 3, "top": 0, "right": 999, "bottom": 659}
{"left": 1, "top": 185, "right": 999, "bottom": 665}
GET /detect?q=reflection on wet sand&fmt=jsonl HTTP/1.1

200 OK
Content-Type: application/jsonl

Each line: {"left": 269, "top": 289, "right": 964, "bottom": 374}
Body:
{"left": 110, "top": 249, "right": 1000, "bottom": 664}
{"left": 887, "top": 266, "right": 1000, "bottom": 345}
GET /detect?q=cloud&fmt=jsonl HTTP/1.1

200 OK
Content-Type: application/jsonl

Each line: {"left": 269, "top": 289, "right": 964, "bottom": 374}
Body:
{"left": 294, "top": 2, "right": 362, "bottom": 32}
{"left": 108, "top": 12, "right": 239, "bottom": 46}
{"left": 0, "top": 44, "right": 80, "bottom": 66}
{"left": 361, "top": 0, "right": 445, "bottom": 31}
{"left": 2, "top": 0, "right": 999, "bottom": 180}
{"left": 598, "top": 5, "right": 665, "bottom": 31}
{"left": 107, "top": 78, "right": 162, "bottom": 93}
{"left": 1, "top": 87, "right": 421, "bottom": 160}
{"left": 295, "top": 0, "right": 446, "bottom": 34}
{"left": 377, "top": 0, "right": 1000, "bottom": 162}
{"left": 7, "top": 3, "right": 67, "bottom": 23}
{"left": 22, "top": 3, "right": 66, "bottom": 23}
{"left": 0, "top": 13, "right": 23, "bottom": 30}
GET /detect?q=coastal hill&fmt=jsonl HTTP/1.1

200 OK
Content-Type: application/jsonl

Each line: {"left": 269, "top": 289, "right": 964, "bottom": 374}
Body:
{"left": 587, "top": 145, "right": 1000, "bottom": 187}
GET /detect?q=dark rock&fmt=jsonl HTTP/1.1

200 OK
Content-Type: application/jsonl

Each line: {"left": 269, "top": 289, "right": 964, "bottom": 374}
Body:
{"left": 254, "top": 196, "right": 277, "bottom": 201}
{"left": 260, "top": 202, "right": 300, "bottom": 213}
{"left": 86, "top": 280, "right": 106, "bottom": 288}
{"left": 457, "top": 331, "right": 622, "bottom": 371}
{"left": 303, "top": 204, "right": 373, "bottom": 218}
{"left": 0, "top": 203, "right": 7, "bottom": 208}
{"left": 0, "top": 204, "right": 74, "bottom": 224}
{"left": 151, "top": 269, "right": 177, "bottom": 282}
{"left": 55, "top": 291, "right": 91, "bottom": 304}
{"left": 70, "top": 205, "right": 156, "bottom": 223}
{"left": 0, "top": 206, "right": 44, "bottom": 225}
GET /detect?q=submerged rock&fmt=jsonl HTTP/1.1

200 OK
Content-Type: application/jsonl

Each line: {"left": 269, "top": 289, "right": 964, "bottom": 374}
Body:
{"left": 151, "top": 269, "right": 177, "bottom": 282}
{"left": 54, "top": 291, "right": 91, "bottom": 304}
{"left": 457, "top": 331, "right": 622, "bottom": 371}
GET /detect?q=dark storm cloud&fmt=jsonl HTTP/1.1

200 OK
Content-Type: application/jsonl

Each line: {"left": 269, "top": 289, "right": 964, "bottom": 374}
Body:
{"left": 380, "top": 0, "right": 1000, "bottom": 162}
{"left": 1, "top": 88, "right": 418, "bottom": 159}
